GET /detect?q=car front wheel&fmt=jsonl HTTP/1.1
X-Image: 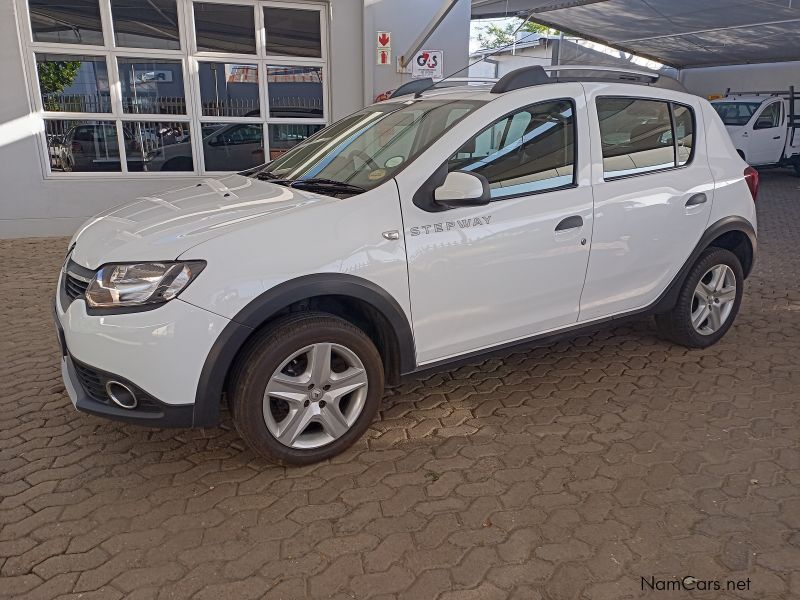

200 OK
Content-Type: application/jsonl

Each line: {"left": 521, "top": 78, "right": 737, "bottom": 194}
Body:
{"left": 229, "top": 312, "right": 384, "bottom": 465}
{"left": 655, "top": 247, "right": 744, "bottom": 348}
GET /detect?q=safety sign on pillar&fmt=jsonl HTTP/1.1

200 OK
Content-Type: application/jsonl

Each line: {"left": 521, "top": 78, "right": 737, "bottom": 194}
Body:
{"left": 376, "top": 31, "right": 391, "bottom": 66}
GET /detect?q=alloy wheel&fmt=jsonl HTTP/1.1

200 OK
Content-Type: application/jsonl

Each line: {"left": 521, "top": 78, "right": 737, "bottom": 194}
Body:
{"left": 691, "top": 264, "right": 737, "bottom": 335}
{"left": 263, "top": 343, "right": 369, "bottom": 449}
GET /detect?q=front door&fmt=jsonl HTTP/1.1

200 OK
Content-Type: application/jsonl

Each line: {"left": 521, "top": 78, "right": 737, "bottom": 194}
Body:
{"left": 749, "top": 100, "right": 785, "bottom": 165}
{"left": 397, "top": 92, "right": 594, "bottom": 365}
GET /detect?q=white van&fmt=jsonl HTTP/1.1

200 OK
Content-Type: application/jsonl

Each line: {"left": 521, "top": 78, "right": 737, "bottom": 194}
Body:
{"left": 711, "top": 88, "right": 800, "bottom": 174}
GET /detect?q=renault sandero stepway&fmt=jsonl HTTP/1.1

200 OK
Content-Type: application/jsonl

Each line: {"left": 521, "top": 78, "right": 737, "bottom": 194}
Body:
{"left": 55, "top": 66, "right": 758, "bottom": 465}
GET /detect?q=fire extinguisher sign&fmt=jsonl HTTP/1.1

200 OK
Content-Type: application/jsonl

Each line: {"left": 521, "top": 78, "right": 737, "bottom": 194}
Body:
{"left": 376, "top": 31, "right": 391, "bottom": 66}
{"left": 411, "top": 50, "right": 443, "bottom": 80}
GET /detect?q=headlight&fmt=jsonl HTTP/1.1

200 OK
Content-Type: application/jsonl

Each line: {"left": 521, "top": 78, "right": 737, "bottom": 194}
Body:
{"left": 85, "top": 261, "right": 206, "bottom": 308}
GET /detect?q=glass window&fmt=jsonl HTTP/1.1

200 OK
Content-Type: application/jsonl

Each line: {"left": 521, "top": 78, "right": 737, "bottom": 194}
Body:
{"left": 124, "top": 121, "right": 192, "bottom": 171}
{"left": 268, "top": 124, "right": 323, "bottom": 160}
{"left": 45, "top": 120, "right": 120, "bottom": 172}
{"left": 29, "top": 0, "right": 104, "bottom": 45}
{"left": 673, "top": 104, "right": 694, "bottom": 167}
{"left": 597, "top": 98, "right": 675, "bottom": 178}
{"left": 118, "top": 58, "right": 185, "bottom": 114}
{"left": 267, "top": 66, "right": 323, "bottom": 119}
{"left": 199, "top": 62, "right": 259, "bottom": 117}
{"left": 193, "top": 2, "right": 256, "bottom": 54}
{"left": 258, "top": 100, "right": 485, "bottom": 191}
{"left": 201, "top": 123, "right": 264, "bottom": 171}
{"left": 111, "top": 0, "right": 180, "bottom": 50}
{"left": 264, "top": 7, "right": 321, "bottom": 58}
{"left": 712, "top": 101, "right": 762, "bottom": 126}
{"left": 755, "top": 102, "right": 782, "bottom": 129}
{"left": 448, "top": 100, "right": 575, "bottom": 198}
{"left": 36, "top": 54, "right": 111, "bottom": 113}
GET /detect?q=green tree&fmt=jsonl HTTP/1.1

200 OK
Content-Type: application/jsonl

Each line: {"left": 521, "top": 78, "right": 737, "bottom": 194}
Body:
{"left": 476, "top": 19, "right": 551, "bottom": 50}
{"left": 37, "top": 60, "right": 81, "bottom": 110}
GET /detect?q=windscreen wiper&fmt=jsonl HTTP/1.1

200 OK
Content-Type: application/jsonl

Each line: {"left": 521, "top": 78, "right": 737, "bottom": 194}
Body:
{"left": 255, "top": 170, "right": 280, "bottom": 181}
{"left": 283, "top": 178, "right": 367, "bottom": 194}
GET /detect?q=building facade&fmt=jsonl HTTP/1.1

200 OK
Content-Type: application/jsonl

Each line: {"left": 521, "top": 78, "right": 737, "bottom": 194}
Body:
{"left": 1, "top": 0, "right": 469, "bottom": 237}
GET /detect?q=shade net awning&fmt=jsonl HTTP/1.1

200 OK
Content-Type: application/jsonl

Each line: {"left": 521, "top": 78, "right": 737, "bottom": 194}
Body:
{"left": 471, "top": 0, "right": 800, "bottom": 68}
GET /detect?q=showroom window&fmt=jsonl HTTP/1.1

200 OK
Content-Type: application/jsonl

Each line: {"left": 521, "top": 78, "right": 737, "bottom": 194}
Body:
{"left": 19, "top": 0, "right": 328, "bottom": 176}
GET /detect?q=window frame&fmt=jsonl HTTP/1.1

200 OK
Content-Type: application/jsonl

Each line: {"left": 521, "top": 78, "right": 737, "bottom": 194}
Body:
{"left": 596, "top": 95, "right": 696, "bottom": 183}
{"left": 15, "top": 0, "right": 329, "bottom": 179}
{"left": 445, "top": 97, "right": 579, "bottom": 203}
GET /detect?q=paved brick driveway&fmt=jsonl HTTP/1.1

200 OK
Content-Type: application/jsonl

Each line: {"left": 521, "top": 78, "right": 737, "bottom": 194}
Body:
{"left": 2, "top": 172, "right": 799, "bottom": 600}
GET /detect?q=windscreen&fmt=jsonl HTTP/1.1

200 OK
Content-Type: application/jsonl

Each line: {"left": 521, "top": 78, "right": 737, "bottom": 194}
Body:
{"left": 712, "top": 102, "right": 763, "bottom": 126}
{"left": 249, "top": 98, "right": 486, "bottom": 192}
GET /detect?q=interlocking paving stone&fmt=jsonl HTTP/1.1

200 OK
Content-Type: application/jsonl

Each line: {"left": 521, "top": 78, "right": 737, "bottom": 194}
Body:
{"left": 1, "top": 171, "right": 799, "bottom": 598}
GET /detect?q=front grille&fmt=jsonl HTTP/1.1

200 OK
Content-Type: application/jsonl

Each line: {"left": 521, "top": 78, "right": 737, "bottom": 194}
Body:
{"left": 61, "top": 259, "right": 95, "bottom": 308}
{"left": 64, "top": 271, "right": 90, "bottom": 301}
{"left": 72, "top": 359, "right": 162, "bottom": 413}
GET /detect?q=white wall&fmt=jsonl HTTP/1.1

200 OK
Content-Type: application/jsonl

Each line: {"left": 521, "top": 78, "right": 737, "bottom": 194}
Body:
{"left": 362, "top": 0, "right": 470, "bottom": 103}
{"left": 680, "top": 61, "right": 800, "bottom": 98}
{"left": 0, "top": 0, "right": 365, "bottom": 238}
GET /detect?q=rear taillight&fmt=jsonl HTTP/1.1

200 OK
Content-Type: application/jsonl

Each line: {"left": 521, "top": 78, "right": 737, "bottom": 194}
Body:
{"left": 744, "top": 166, "right": 759, "bottom": 201}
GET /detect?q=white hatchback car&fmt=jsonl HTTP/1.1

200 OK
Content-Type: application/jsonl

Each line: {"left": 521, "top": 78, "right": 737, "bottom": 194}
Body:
{"left": 55, "top": 66, "right": 758, "bottom": 465}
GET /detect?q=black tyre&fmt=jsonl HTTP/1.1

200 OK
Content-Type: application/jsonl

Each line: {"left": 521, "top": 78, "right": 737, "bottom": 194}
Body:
{"left": 654, "top": 247, "right": 744, "bottom": 348}
{"left": 793, "top": 160, "right": 800, "bottom": 177}
{"left": 229, "top": 312, "right": 384, "bottom": 465}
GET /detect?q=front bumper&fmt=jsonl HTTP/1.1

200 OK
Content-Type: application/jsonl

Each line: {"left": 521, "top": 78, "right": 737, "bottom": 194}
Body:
{"left": 55, "top": 303, "right": 194, "bottom": 427}
{"left": 54, "top": 267, "right": 234, "bottom": 428}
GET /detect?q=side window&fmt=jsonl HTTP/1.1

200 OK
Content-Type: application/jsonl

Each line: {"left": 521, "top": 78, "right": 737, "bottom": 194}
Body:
{"left": 597, "top": 98, "right": 695, "bottom": 178}
{"left": 673, "top": 104, "right": 694, "bottom": 166}
{"left": 597, "top": 98, "right": 674, "bottom": 178}
{"left": 755, "top": 102, "right": 781, "bottom": 129}
{"left": 447, "top": 100, "right": 575, "bottom": 199}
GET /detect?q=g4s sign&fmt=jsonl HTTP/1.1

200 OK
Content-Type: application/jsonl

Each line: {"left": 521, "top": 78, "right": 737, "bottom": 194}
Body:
{"left": 412, "top": 50, "right": 443, "bottom": 80}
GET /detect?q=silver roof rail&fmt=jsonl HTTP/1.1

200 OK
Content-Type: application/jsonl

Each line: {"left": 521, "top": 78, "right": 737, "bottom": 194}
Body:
{"left": 543, "top": 65, "right": 687, "bottom": 92}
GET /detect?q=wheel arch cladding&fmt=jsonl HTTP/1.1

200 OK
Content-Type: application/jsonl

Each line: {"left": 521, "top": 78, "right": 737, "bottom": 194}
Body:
{"left": 192, "top": 274, "right": 416, "bottom": 427}
{"left": 653, "top": 216, "right": 756, "bottom": 315}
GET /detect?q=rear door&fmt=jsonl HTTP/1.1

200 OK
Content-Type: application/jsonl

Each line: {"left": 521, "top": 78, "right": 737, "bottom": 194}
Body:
{"left": 748, "top": 100, "right": 785, "bottom": 164}
{"left": 578, "top": 87, "right": 714, "bottom": 321}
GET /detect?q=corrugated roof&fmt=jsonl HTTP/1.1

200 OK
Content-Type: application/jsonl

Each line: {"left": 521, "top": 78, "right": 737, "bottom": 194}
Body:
{"left": 471, "top": 0, "right": 800, "bottom": 68}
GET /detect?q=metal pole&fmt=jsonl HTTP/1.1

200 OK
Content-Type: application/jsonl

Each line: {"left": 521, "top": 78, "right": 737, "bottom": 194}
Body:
{"left": 400, "top": 0, "right": 460, "bottom": 69}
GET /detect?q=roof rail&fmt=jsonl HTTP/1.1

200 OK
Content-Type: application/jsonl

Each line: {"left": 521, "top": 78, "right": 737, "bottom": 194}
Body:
{"left": 544, "top": 65, "right": 687, "bottom": 92}
{"left": 490, "top": 66, "right": 549, "bottom": 93}
{"left": 389, "top": 76, "right": 498, "bottom": 99}
{"left": 391, "top": 65, "right": 687, "bottom": 100}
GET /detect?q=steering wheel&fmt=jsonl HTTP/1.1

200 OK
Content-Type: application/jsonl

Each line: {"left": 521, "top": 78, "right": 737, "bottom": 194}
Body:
{"left": 349, "top": 149, "right": 380, "bottom": 170}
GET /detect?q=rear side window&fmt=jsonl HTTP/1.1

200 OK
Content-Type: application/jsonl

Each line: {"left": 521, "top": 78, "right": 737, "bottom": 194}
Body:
{"left": 447, "top": 99, "right": 575, "bottom": 199}
{"left": 597, "top": 98, "right": 694, "bottom": 179}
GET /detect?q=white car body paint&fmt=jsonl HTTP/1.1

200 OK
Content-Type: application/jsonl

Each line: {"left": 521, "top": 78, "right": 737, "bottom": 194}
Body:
{"left": 55, "top": 80, "right": 757, "bottom": 416}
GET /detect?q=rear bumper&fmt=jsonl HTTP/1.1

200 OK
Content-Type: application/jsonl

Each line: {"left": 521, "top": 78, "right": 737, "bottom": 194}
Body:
{"left": 54, "top": 303, "right": 194, "bottom": 427}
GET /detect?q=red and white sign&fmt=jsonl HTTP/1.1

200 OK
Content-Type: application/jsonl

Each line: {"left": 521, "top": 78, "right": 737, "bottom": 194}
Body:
{"left": 412, "top": 50, "right": 444, "bottom": 80}
{"left": 376, "top": 31, "right": 391, "bottom": 48}
{"left": 376, "top": 48, "right": 391, "bottom": 66}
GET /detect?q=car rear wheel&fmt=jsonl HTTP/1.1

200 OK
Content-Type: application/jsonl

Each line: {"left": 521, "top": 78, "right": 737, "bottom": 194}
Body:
{"left": 229, "top": 312, "right": 384, "bottom": 465}
{"left": 654, "top": 247, "right": 744, "bottom": 348}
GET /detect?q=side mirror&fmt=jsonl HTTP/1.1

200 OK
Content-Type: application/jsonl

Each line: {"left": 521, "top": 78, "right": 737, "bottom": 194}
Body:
{"left": 434, "top": 171, "right": 490, "bottom": 207}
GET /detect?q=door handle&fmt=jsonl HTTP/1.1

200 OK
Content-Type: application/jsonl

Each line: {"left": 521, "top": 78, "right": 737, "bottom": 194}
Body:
{"left": 772, "top": 136, "right": 781, "bottom": 140}
{"left": 685, "top": 193, "right": 707, "bottom": 207}
{"left": 555, "top": 215, "right": 583, "bottom": 231}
